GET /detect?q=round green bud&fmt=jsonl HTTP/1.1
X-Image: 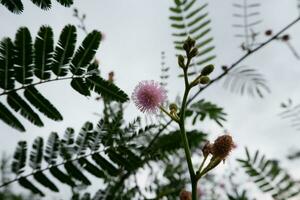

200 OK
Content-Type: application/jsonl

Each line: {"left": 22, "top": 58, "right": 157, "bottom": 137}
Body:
{"left": 189, "top": 47, "right": 198, "bottom": 58}
{"left": 169, "top": 103, "right": 178, "bottom": 112}
{"left": 178, "top": 55, "right": 185, "bottom": 68}
{"left": 199, "top": 76, "right": 210, "bottom": 84}
{"left": 201, "top": 64, "right": 214, "bottom": 76}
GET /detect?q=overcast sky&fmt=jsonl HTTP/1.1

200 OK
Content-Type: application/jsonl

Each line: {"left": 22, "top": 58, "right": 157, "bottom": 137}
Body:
{"left": 1, "top": 0, "right": 300, "bottom": 199}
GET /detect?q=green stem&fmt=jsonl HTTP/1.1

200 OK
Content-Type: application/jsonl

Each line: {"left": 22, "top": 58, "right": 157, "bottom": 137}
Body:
{"left": 178, "top": 58, "right": 198, "bottom": 199}
{"left": 197, "top": 155, "right": 208, "bottom": 177}
{"left": 159, "top": 106, "right": 179, "bottom": 123}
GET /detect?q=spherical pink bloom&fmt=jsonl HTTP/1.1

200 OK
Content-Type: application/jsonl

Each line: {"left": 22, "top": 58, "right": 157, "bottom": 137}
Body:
{"left": 132, "top": 80, "right": 167, "bottom": 113}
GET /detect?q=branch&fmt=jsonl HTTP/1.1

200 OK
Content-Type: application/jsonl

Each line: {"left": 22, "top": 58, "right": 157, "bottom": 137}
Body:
{"left": 187, "top": 16, "right": 300, "bottom": 104}
{"left": 0, "top": 148, "right": 105, "bottom": 188}
{"left": 0, "top": 74, "right": 91, "bottom": 96}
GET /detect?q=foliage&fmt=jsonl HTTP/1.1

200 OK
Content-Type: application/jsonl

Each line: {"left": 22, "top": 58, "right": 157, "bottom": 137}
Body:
{"left": 0, "top": 25, "right": 128, "bottom": 132}
{"left": 238, "top": 148, "right": 300, "bottom": 200}
{"left": 4, "top": 99, "right": 207, "bottom": 199}
{"left": 186, "top": 99, "right": 227, "bottom": 127}
{"left": 169, "top": 0, "right": 216, "bottom": 77}
{"left": 223, "top": 66, "right": 270, "bottom": 98}
{"left": 0, "top": 0, "right": 73, "bottom": 14}
{"left": 279, "top": 99, "right": 300, "bottom": 131}
{"left": 232, "top": 0, "right": 261, "bottom": 51}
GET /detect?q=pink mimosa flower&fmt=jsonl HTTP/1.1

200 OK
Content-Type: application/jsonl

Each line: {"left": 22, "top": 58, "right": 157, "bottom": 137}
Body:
{"left": 132, "top": 80, "right": 167, "bottom": 113}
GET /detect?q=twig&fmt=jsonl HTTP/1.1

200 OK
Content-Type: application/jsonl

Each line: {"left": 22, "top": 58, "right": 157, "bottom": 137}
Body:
{"left": 0, "top": 74, "right": 90, "bottom": 96}
{"left": 0, "top": 148, "right": 106, "bottom": 188}
{"left": 188, "top": 16, "right": 300, "bottom": 104}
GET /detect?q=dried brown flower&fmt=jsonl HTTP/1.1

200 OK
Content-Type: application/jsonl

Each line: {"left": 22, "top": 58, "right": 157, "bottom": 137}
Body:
{"left": 202, "top": 141, "right": 212, "bottom": 157}
{"left": 180, "top": 190, "right": 192, "bottom": 200}
{"left": 211, "top": 135, "right": 234, "bottom": 160}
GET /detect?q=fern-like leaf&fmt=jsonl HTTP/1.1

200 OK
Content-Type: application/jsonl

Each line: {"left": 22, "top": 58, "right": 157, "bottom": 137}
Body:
{"left": 223, "top": 66, "right": 270, "bottom": 98}
{"left": 70, "top": 30, "right": 101, "bottom": 75}
{"left": 87, "top": 76, "right": 129, "bottom": 103}
{"left": 169, "top": 0, "right": 216, "bottom": 76}
{"left": 279, "top": 99, "right": 300, "bottom": 131}
{"left": 233, "top": 0, "right": 262, "bottom": 51}
{"left": 56, "top": 0, "right": 73, "bottom": 7}
{"left": 14, "top": 27, "right": 33, "bottom": 85}
{"left": 75, "top": 122, "right": 93, "bottom": 155}
{"left": 52, "top": 25, "right": 76, "bottom": 76}
{"left": 11, "top": 141, "right": 27, "bottom": 174}
{"left": 0, "top": 0, "right": 23, "bottom": 13}
{"left": 187, "top": 99, "right": 227, "bottom": 127}
{"left": 7, "top": 92, "right": 43, "bottom": 126}
{"left": 0, "top": 38, "right": 15, "bottom": 90}
{"left": 238, "top": 148, "right": 300, "bottom": 200}
{"left": 34, "top": 26, "right": 54, "bottom": 80}
{"left": 18, "top": 177, "right": 44, "bottom": 196}
{"left": 24, "top": 85, "right": 63, "bottom": 121}
{"left": 30, "top": 0, "right": 51, "bottom": 10}
{"left": 1, "top": 0, "right": 73, "bottom": 13}
{"left": 44, "top": 132, "right": 60, "bottom": 165}
{"left": 0, "top": 101, "right": 25, "bottom": 131}
{"left": 29, "top": 137, "right": 44, "bottom": 170}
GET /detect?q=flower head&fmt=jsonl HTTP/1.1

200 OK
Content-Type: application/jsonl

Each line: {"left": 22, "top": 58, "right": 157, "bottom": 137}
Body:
{"left": 211, "top": 134, "right": 235, "bottom": 160}
{"left": 180, "top": 190, "right": 192, "bottom": 200}
{"left": 132, "top": 80, "right": 167, "bottom": 113}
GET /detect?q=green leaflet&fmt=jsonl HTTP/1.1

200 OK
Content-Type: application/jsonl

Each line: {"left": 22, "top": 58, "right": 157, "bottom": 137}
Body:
{"left": 0, "top": 101, "right": 25, "bottom": 132}
{"left": 44, "top": 132, "right": 60, "bottom": 165}
{"left": 0, "top": 0, "right": 23, "bottom": 13}
{"left": 92, "top": 154, "right": 119, "bottom": 176}
{"left": 18, "top": 177, "right": 44, "bottom": 196}
{"left": 29, "top": 137, "right": 44, "bottom": 170}
{"left": 78, "top": 158, "right": 106, "bottom": 178}
{"left": 12, "top": 141, "right": 27, "bottom": 174}
{"left": 31, "top": 0, "right": 51, "bottom": 9}
{"left": 14, "top": 27, "right": 33, "bottom": 84}
{"left": 52, "top": 25, "right": 77, "bottom": 76}
{"left": 71, "top": 78, "right": 91, "bottom": 96}
{"left": 169, "top": 0, "right": 216, "bottom": 76}
{"left": 33, "top": 171, "right": 59, "bottom": 192}
{"left": 238, "top": 148, "right": 300, "bottom": 200}
{"left": 24, "top": 85, "right": 63, "bottom": 121}
{"left": 70, "top": 30, "right": 101, "bottom": 75}
{"left": 7, "top": 92, "right": 43, "bottom": 127}
{"left": 0, "top": 38, "right": 15, "bottom": 90}
{"left": 34, "top": 26, "right": 53, "bottom": 80}
{"left": 49, "top": 166, "right": 76, "bottom": 187}
{"left": 87, "top": 76, "right": 129, "bottom": 103}
{"left": 64, "top": 162, "right": 91, "bottom": 185}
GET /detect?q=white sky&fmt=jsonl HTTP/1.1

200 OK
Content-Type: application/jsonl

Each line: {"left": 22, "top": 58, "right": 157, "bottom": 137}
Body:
{"left": 1, "top": 0, "right": 300, "bottom": 199}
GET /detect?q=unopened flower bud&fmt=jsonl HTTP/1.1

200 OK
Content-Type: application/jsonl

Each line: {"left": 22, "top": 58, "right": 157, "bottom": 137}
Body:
{"left": 282, "top": 34, "right": 290, "bottom": 41}
{"left": 201, "top": 64, "right": 214, "bottom": 76}
{"left": 178, "top": 55, "right": 185, "bottom": 68}
{"left": 108, "top": 71, "right": 114, "bottom": 82}
{"left": 212, "top": 135, "right": 235, "bottom": 160}
{"left": 199, "top": 76, "right": 210, "bottom": 84}
{"left": 169, "top": 103, "right": 178, "bottom": 113}
{"left": 180, "top": 190, "right": 192, "bottom": 200}
{"left": 265, "top": 30, "right": 272, "bottom": 36}
{"left": 189, "top": 47, "right": 198, "bottom": 58}
{"left": 183, "top": 37, "right": 196, "bottom": 52}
